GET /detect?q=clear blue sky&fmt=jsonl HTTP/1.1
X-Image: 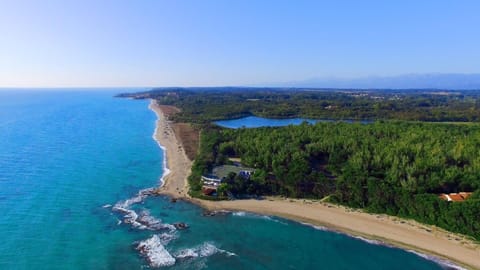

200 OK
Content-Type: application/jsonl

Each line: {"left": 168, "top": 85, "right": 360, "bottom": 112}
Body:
{"left": 1, "top": 0, "right": 479, "bottom": 87}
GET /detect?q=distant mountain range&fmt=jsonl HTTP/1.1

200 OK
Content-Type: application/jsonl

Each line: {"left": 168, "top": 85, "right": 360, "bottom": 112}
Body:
{"left": 276, "top": 74, "right": 480, "bottom": 90}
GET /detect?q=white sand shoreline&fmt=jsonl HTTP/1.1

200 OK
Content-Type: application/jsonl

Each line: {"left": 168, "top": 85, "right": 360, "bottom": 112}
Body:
{"left": 148, "top": 100, "right": 480, "bottom": 269}
{"left": 151, "top": 121, "right": 171, "bottom": 188}
{"left": 149, "top": 100, "right": 190, "bottom": 197}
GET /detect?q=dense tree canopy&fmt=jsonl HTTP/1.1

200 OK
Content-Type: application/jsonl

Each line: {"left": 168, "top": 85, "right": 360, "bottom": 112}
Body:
{"left": 118, "top": 88, "right": 480, "bottom": 123}
{"left": 189, "top": 122, "right": 480, "bottom": 239}
{"left": 118, "top": 88, "right": 480, "bottom": 239}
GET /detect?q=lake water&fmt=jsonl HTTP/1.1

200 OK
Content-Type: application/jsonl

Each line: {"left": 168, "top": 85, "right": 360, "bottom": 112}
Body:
{"left": 215, "top": 116, "right": 369, "bottom": 128}
{"left": 0, "top": 90, "right": 453, "bottom": 269}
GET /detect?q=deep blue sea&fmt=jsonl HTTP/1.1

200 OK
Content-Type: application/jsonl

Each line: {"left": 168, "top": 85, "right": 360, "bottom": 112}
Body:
{"left": 0, "top": 90, "right": 452, "bottom": 269}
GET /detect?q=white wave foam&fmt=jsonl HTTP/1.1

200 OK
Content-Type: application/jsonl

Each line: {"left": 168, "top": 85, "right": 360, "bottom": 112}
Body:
{"left": 149, "top": 102, "right": 171, "bottom": 188}
{"left": 174, "top": 242, "right": 236, "bottom": 260}
{"left": 352, "top": 235, "right": 384, "bottom": 246}
{"left": 114, "top": 207, "right": 145, "bottom": 229}
{"left": 232, "top": 211, "right": 246, "bottom": 217}
{"left": 232, "top": 211, "right": 287, "bottom": 225}
{"left": 260, "top": 215, "right": 287, "bottom": 225}
{"left": 299, "top": 221, "right": 332, "bottom": 232}
{"left": 112, "top": 187, "right": 179, "bottom": 231}
{"left": 138, "top": 210, "right": 169, "bottom": 231}
{"left": 310, "top": 224, "right": 328, "bottom": 231}
{"left": 110, "top": 103, "right": 174, "bottom": 232}
{"left": 113, "top": 206, "right": 176, "bottom": 231}
{"left": 158, "top": 232, "right": 177, "bottom": 245}
{"left": 102, "top": 204, "right": 112, "bottom": 208}
{"left": 137, "top": 235, "right": 176, "bottom": 267}
{"left": 113, "top": 187, "right": 155, "bottom": 210}
{"left": 233, "top": 211, "right": 272, "bottom": 220}
{"left": 198, "top": 243, "right": 224, "bottom": 257}
{"left": 175, "top": 248, "right": 199, "bottom": 259}
{"left": 158, "top": 143, "right": 171, "bottom": 188}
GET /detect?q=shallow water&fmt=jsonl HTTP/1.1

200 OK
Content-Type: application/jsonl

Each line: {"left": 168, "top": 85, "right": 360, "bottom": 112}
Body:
{"left": 0, "top": 90, "right": 451, "bottom": 269}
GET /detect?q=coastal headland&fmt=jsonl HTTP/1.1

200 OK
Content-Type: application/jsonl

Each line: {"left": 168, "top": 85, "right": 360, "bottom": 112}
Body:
{"left": 149, "top": 100, "right": 480, "bottom": 269}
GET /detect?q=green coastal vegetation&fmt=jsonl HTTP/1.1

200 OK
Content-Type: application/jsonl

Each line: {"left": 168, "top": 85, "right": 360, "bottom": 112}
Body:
{"left": 119, "top": 87, "right": 480, "bottom": 123}
{"left": 189, "top": 122, "right": 480, "bottom": 239}
{"left": 119, "top": 88, "right": 480, "bottom": 240}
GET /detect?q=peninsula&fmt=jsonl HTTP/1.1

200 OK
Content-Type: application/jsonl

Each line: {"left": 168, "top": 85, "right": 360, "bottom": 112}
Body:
{"left": 135, "top": 88, "right": 480, "bottom": 269}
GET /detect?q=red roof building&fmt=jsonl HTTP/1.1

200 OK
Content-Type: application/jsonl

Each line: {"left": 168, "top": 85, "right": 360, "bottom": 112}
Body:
{"left": 438, "top": 192, "right": 472, "bottom": 202}
{"left": 202, "top": 187, "right": 216, "bottom": 196}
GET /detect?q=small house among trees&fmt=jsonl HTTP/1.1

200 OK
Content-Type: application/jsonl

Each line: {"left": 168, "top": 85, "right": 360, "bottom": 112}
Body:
{"left": 438, "top": 192, "right": 472, "bottom": 202}
{"left": 201, "top": 165, "right": 255, "bottom": 196}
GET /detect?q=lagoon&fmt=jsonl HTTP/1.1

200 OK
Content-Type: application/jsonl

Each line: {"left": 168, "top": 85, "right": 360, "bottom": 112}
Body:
{"left": 215, "top": 116, "right": 369, "bottom": 128}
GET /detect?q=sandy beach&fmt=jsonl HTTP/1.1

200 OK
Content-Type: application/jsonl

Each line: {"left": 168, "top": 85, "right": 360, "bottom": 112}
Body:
{"left": 149, "top": 100, "right": 480, "bottom": 269}
{"left": 149, "top": 100, "right": 191, "bottom": 198}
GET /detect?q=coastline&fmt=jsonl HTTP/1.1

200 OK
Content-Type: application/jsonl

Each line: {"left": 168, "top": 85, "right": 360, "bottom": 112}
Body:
{"left": 149, "top": 100, "right": 191, "bottom": 198}
{"left": 149, "top": 100, "right": 480, "bottom": 270}
{"left": 194, "top": 198, "right": 479, "bottom": 269}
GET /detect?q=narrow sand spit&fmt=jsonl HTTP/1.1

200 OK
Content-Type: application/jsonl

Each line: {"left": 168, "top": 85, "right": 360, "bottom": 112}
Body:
{"left": 149, "top": 100, "right": 480, "bottom": 269}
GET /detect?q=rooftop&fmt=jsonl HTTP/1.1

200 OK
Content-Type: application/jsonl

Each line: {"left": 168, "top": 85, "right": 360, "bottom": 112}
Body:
{"left": 438, "top": 192, "right": 472, "bottom": 202}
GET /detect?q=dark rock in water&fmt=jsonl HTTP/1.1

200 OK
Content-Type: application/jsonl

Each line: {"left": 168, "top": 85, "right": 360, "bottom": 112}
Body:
{"left": 136, "top": 211, "right": 177, "bottom": 231}
{"left": 173, "top": 222, "right": 189, "bottom": 230}
{"left": 202, "top": 210, "right": 230, "bottom": 217}
{"left": 170, "top": 198, "right": 177, "bottom": 203}
{"left": 151, "top": 188, "right": 163, "bottom": 196}
{"left": 135, "top": 187, "right": 163, "bottom": 197}
{"left": 202, "top": 211, "right": 216, "bottom": 216}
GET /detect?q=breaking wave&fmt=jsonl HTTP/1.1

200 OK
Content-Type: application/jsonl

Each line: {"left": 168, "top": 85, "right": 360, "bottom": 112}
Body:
{"left": 150, "top": 105, "right": 171, "bottom": 189}
{"left": 113, "top": 187, "right": 155, "bottom": 210}
{"left": 112, "top": 188, "right": 176, "bottom": 231}
{"left": 175, "top": 242, "right": 236, "bottom": 260}
{"left": 232, "top": 211, "right": 246, "bottom": 217}
{"left": 136, "top": 236, "right": 236, "bottom": 268}
{"left": 352, "top": 235, "right": 385, "bottom": 246}
{"left": 232, "top": 211, "right": 287, "bottom": 225}
{"left": 136, "top": 235, "right": 176, "bottom": 268}
{"left": 299, "top": 221, "right": 330, "bottom": 232}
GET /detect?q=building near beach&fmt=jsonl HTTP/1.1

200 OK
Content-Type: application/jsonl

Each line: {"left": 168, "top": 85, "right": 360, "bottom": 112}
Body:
{"left": 200, "top": 165, "right": 255, "bottom": 196}
{"left": 438, "top": 192, "right": 472, "bottom": 202}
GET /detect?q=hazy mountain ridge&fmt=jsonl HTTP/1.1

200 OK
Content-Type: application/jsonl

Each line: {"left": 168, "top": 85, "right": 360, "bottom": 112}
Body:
{"left": 280, "top": 74, "right": 480, "bottom": 90}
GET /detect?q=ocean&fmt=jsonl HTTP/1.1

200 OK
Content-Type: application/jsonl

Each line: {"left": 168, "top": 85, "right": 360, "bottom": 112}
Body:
{"left": 0, "top": 90, "right": 453, "bottom": 269}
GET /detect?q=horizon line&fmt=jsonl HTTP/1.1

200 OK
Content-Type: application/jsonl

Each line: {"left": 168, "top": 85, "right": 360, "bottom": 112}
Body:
{"left": 1, "top": 86, "right": 479, "bottom": 91}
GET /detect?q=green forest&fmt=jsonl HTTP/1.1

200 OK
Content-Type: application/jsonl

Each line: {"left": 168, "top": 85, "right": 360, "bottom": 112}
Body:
{"left": 118, "top": 87, "right": 480, "bottom": 123}
{"left": 188, "top": 121, "right": 480, "bottom": 240}
{"left": 118, "top": 88, "right": 480, "bottom": 240}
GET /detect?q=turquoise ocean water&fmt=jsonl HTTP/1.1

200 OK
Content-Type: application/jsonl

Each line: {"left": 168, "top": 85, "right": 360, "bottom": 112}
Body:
{"left": 0, "top": 90, "right": 455, "bottom": 269}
